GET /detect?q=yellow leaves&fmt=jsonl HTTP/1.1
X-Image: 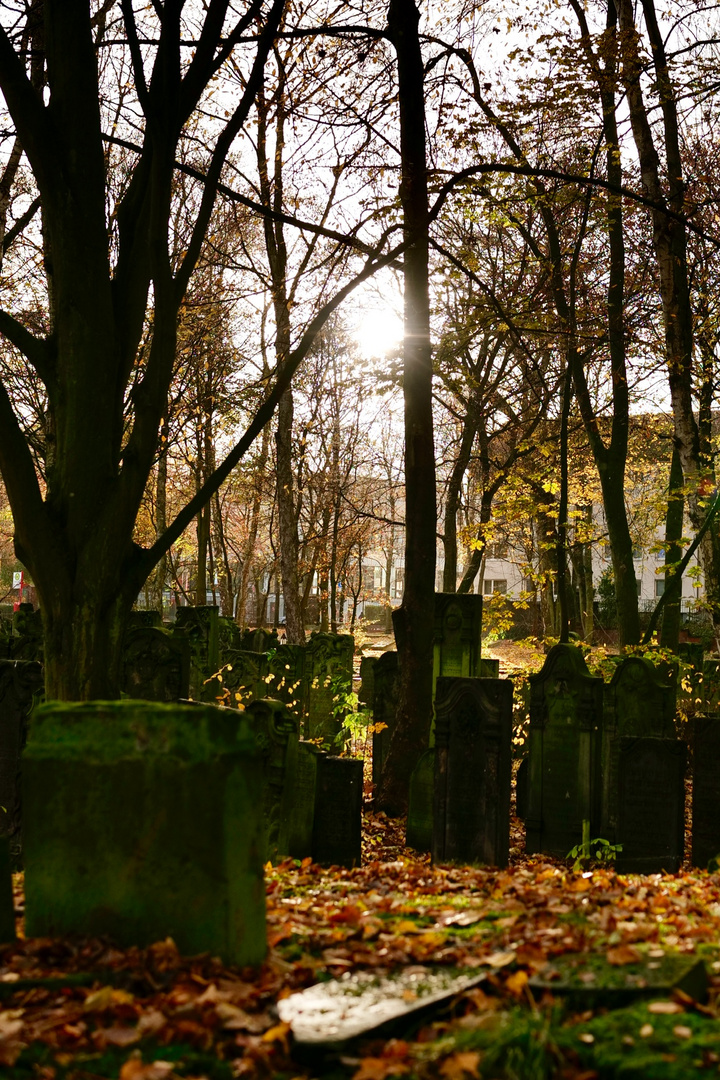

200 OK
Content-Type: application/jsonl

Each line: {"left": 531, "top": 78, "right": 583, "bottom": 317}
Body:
{"left": 566, "top": 876, "right": 592, "bottom": 893}
{"left": 119, "top": 1055, "right": 175, "bottom": 1080}
{"left": 504, "top": 970, "right": 529, "bottom": 996}
{"left": 83, "top": 986, "right": 135, "bottom": 1012}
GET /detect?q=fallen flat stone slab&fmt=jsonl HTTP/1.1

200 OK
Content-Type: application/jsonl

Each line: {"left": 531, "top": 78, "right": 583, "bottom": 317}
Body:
{"left": 277, "top": 966, "right": 487, "bottom": 1048}
{"left": 530, "top": 950, "right": 707, "bottom": 1009}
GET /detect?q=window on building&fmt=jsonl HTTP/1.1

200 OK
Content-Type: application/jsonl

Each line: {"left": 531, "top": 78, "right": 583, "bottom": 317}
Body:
{"left": 487, "top": 541, "right": 509, "bottom": 559}
{"left": 393, "top": 568, "right": 404, "bottom": 598}
{"left": 637, "top": 581, "right": 642, "bottom": 597}
{"left": 483, "top": 579, "right": 508, "bottom": 595}
{"left": 655, "top": 579, "right": 665, "bottom": 597}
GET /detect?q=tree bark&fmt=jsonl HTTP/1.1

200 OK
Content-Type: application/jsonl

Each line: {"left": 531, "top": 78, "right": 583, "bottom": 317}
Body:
{"left": 376, "top": 0, "right": 436, "bottom": 815}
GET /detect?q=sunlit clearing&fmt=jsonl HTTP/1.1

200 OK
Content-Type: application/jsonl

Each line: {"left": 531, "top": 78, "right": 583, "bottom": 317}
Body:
{"left": 353, "top": 308, "right": 403, "bottom": 358}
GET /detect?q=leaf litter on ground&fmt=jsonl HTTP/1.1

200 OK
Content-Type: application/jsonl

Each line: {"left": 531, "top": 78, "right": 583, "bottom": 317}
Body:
{"left": 4, "top": 813, "right": 720, "bottom": 1078}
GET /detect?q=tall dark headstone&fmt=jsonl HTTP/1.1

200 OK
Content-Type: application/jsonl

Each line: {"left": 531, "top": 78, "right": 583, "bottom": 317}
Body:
{"left": 358, "top": 656, "right": 377, "bottom": 707}
{"left": 218, "top": 616, "right": 242, "bottom": 663}
{"left": 278, "top": 740, "right": 326, "bottom": 860}
{"left": 692, "top": 714, "right": 720, "bottom": 868}
{"left": 372, "top": 651, "right": 399, "bottom": 791}
{"left": 525, "top": 644, "right": 603, "bottom": 859}
{"left": 0, "top": 836, "right": 15, "bottom": 943}
{"left": 127, "top": 610, "right": 162, "bottom": 630}
{"left": 433, "top": 677, "right": 512, "bottom": 867}
{"left": 304, "top": 632, "right": 354, "bottom": 746}
{"left": 240, "top": 627, "right": 279, "bottom": 653}
{"left": 516, "top": 756, "right": 529, "bottom": 820}
{"left": 268, "top": 644, "right": 306, "bottom": 717}
{"left": 0, "top": 660, "right": 43, "bottom": 865}
{"left": 432, "top": 593, "right": 483, "bottom": 687}
{"left": 601, "top": 656, "right": 677, "bottom": 842}
{"left": 174, "top": 606, "right": 219, "bottom": 701}
{"left": 244, "top": 698, "right": 299, "bottom": 863}
{"left": 406, "top": 748, "right": 435, "bottom": 852}
{"left": 312, "top": 756, "right": 363, "bottom": 868}
{"left": 616, "top": 737, "right": 686, "bottom": 874}
{"left": 122, "top": 628, "right": 190, "bottom": 703}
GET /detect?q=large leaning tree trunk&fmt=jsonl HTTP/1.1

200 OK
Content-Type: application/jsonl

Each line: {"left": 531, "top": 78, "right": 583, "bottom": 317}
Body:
{"left": 376, "top": 0, "right": 436, "bottom": 815}
{"left": 0, "top": 0, "right": 286, "bottom": 699}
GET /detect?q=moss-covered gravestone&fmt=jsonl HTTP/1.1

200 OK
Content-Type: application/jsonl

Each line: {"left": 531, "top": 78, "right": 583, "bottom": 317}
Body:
{"left": 267, "top": 645, "right": 306, "bottom": 716}
{"left": 516, "top": 756, "right": 529, "bottom": 820}
{"left": 432, "top": 593, "right": 483, "bottom": 690}
{"left": 304, "top": 632, "right": 354, "bottom": 746}
{"left": 23, "top": 701, "right": 266, "bottom": 965}
{"left": 525, "top": 644, "right": 603, "bottom": 859}
{"left": 12, "top": 604, "right": 43, "bottom": 663}
{"left": 433, "top": 677, "right": 512, "bottom": 867}
{"left": 615, "top": 736, "right": 686, "bottom": 874}
{"left": 218, "top": 616, "right": 242, "bottom": 663}
{"left": 406, "top": 748, "right": 435, "bottom": 852}
{"left": 174, "top": 606, "right": 220, "bottom": 701}
{"left": 122, "top": 627, "right": 190, "bottom": 703}
{"left": 277, "top": 739, "right": 326, "bottom": 859}
{"left": 601, "top": 656, "right": 677, "bottom": 843}
{"left": 127, "top": 610, "right": 163, "bottom": 630}
{"left": 0, "top": 659, "right": 43, "bottom": 865}
{"left": 692, "top": 714, "right": 720, "bottom": 868}
{"left": 372, "top": 651, "right": 398, "bottom": 791}
{"left": 240, "top": 627, "right": 279, "bottom": 653}
{"left": 243, "top": 698, "right": 299, "bottom": 863}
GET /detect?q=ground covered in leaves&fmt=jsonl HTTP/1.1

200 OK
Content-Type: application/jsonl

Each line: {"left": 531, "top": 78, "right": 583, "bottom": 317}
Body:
{"left": 3, "top": 813, "right": 720, "bottom": 1080}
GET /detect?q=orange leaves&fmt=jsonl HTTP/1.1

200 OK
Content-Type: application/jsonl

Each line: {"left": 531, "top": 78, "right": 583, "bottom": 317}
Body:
{"left": 353, "top": 1040, "right": 411, "bottom": 1080}
{"left": 606, "top": 944, "right": 642, "bottom": 966}
{"left": 438, "top": 1050, "right": 481, "bottom": 1079}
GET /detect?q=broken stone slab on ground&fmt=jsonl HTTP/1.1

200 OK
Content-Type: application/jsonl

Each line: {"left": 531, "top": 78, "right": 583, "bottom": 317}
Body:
{"left": 277, "top": 966, "right": 487, "bottom": 1049}
{"left": 529, "top": 950, "right": 707, "bottom": 1009}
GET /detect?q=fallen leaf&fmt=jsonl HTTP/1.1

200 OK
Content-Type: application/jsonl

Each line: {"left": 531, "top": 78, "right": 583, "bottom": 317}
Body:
{"left": 505, "top": 970, "right": 528, "bottom": 996}
{"left": 119, "top": 1053, "right": 176, "bottom": 1080}
{"left": 673, "top": 1025, "right": 692, "bottom": 1038}
{"left": 353, "top": 1058, "right": 410, "bottom": 1080}
{"left": 648, "top": 1001, "right": 684, "bottom": 1015}
{"left": 639, "top": 1023, "right": 654, "bottom": 1038}
{"left": 439, "top": 1050, "right": 481, "bottom": 1078}
{"left": 606, "top": 944, "right": 641, "bottom": 966}
{"left": 484, "top": 950, "right": 516, "bottom": 968}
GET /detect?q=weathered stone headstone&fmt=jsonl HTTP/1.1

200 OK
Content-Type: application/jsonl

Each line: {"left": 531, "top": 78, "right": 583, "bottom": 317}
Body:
{"left": 406, "top": 747, "right": 435, "bottom": 852}
{"left": 530, "top": 950, "right": 707, "bottom": 1009}
{"left": 615, "top": 737, "right": 686, "bottom": 874}
{"left": 433, "top": 677, "right": 513, "bottom": 867}
{"left": 23, "top": 700, "right": 266, "bottom": 965}
{"left": 372, "top": 651, "right": 399, "bottom": 791}
{"left": 277, "top": 740, "right": 326, "bottom": 860}
{"left": 0, "top": 659, "right": 43, "bottom": 865}
{"left": 601, "top": 656, "right": 677, "bottom": 842}
{"left": 358, "top": 656, "right": 377, "bottom": 707}
{"left": 122, "top": 627, "right": 190, "bottom": 703}
{"left": 268, "top": 644, "right": 306, "bottom": 717}
{"left": 432, "top": 593, "right": 483, "bottom": 687}
{"left": 174, "top": 605, "right": 219, "bottom": 701}
{"left": 304, "top": 632, "right": 354, "bottom": 747}
{"left": 692, "top": 714, "right": 720, "bottom": 868}
{"left": 312, "top": 755, "right": 363, "bottom": 868}
{"left": 277, "top": 967, "right": 488, "bottom": 1049}
{"left": 223, "top": 649, "right": 270, "bottom": 707}
{"left": 478, "top": 658, "right": 500, "bottom": 678}
{"left": 218, "top": 616, "right": 242, "bottom": 663}
{"left": 12, "top": 604, "right": 43, "bottom": 663}
{"left": 240, "top": 627, "right": 279, "bottom": 653}
{"left": 0, "top": 836, "right": 15, "bottom": 944}
{"left": 516, "top": 756, "right": 529, "bottom": 820}
{"left": 243, "top": 698, "right": 299, "bottom": 863}
{"left": 525, "top": 643, "right": 603, "bottom": 859}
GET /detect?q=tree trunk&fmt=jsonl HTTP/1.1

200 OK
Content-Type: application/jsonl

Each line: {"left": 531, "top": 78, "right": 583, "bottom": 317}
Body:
{"left": 376, "top": 0, "right": 436, "bottom": 815}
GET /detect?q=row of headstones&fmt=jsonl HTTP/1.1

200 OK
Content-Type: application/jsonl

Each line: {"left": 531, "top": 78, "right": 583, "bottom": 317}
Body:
{"left": 392, "top": 643, "right": 720, "bottom": 875}
{"left": 0, "top": 693, "right": 364, "bottom": 959}
{"left": 122, "top": 607, "right": 354, "bottom": 746}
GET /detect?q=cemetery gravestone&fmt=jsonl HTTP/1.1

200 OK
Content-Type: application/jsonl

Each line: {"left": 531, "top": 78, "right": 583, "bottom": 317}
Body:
{"left": 406, "top": 747, "right": 435, "bottom": 852}
{"left": 304, "top": 632, "right": 354, "bottom": 746}
{"left": 432, "top": 593, "right": 483, "bottom": 686}
{"left": 0, "top": 659, "right": 43, "bottom": 865}
{"left": 312, "top": 755, "right": 363, "bottom": 868}
{"left": 122, "top": 628, "right": 190, "bottom": 703}
{"left": 127, "top": 610, "right": 162, "bottom": 630}
{"left": 277, "top": 740, "right": 326, "bottom": 860}
{"left": 12, "top": 604, "right": 43, "bottom": 663}
{"left": 240, "top": 628, "right": 279, "bottom": 653}
{"left": 223, "top": 650, "right": 270, "bottom": 707}
{"left": 601, "top": 656, "right": 677, "bottom": 843}
{"left": 267, "top": 645, "right": 306, "bottom": 716}
{"left": 615, "top": 737, "right": 686, "bottom": 874}
{"left": 243, "top": 698, "right": 299, "bottom": 863}
{"left": 433, "top": 676, "right": 513, "bottom": 867}
{"left": 693, "top": 714, "right": 720, "bottom": 868}
{"left": 0, "top": 836, "right": 14, "bottom": 943}
{"left": 525, "top": 644, "right": 603, "bottom": 859}
{"left": 174, "top": 605, "right": 220, "bottom": 701}
{"left": 515, "top": 756, "right": 528, "bottom": 820}
{"left": 358, "top": 656, "right": 377, "bottom": 707}
{"left": 218, "top": 616, "right": 242, "bottom": 664}
{"left": 372, "top": 651, "right": 399, "bottom": 791}
{"left": 23, "top": 700, "right": 266, "bottom": 965}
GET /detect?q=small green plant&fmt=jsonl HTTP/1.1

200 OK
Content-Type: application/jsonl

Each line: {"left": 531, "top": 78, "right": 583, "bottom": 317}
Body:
{"left": 567, "top": 820, "right": 622, "bottom": 871}
{"left": 330, "top": 674, "right": 371, "bottom": 757}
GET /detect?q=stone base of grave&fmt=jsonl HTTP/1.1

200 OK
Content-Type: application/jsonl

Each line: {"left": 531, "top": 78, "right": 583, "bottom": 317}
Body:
{"left": 23, "top": 701, "right": 266, "bottom": 965}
